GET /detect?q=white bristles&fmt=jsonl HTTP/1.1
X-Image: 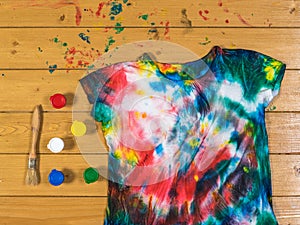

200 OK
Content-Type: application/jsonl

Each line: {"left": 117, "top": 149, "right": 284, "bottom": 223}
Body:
{"left": 25, "top": 168, "right": 39, "bottom": 186}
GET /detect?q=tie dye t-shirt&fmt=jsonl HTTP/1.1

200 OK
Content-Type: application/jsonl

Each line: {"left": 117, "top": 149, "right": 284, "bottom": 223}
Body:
{"left": 80, "top": 46, "right": 286, "bottom": 225}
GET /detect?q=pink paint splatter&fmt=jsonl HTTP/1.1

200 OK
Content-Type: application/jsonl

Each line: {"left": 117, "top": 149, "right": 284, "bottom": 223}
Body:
{"left": 235, "top": 13, "right": 252, "bottom": 26}
{"left": 199, "top": 10, "right": 209, "bottom": 21}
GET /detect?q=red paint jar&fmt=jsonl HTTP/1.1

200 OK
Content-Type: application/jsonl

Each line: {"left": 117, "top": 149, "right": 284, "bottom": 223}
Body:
{"left": 50, "top": 94, "right": 66, "bottom": 109}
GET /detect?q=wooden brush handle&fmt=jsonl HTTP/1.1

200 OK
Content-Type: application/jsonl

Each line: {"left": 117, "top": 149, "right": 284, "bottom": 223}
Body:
{"left": 30, "top": 105, "right": 42, "bottom": 157}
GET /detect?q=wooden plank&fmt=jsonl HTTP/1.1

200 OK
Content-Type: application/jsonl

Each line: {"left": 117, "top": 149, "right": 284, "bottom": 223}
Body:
{"left": 266, "top": 113, "right": 300, "bottom": 154}
{"left": 0, "top": 196, "right": 299, "bottom": 225}
{"left": 273, "top": 197, "right": 300, "bottom": 225}
{"left": 0, "top": 112, "right": 300, "bottom": 154}
{"left": 0, "top": 155, "right": 108, "bottom": 196}
{"left": 0, "top": 70, "right": 298, "bottom": 112}
{"left": 0, "top": 0, "right": 299, "bottom": 27}
{"left": 1, "top": 28, "right": 299, "bottom": 69}
{"left": 0, "top": 152, "right": 298, "bottom": 197}
{"left": 0, "top": 197, "right": 105, "bottom": 225}
{"left": 271, "top": 155, "right": 300, "bottom": 196}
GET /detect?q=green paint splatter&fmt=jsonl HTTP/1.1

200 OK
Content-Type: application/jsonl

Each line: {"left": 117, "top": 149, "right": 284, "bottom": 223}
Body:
{"left": 114, "top": 22, "right": 125, "bottom": 34}
{"left": 199, "top": 37, "right": 211, "bottom": 45}
{"left": 123, "top": 0, "right": 128, "bottom": 3}
{"left": 138, "top": 14, "right": 149, "bottom": 20}
{"left": 62, "top": 42, "right": 68, "bottom": 47}
{"left": 268, "top": 105, "right": 276, "bottom": 111}
{"left": 53, "top": 37, "right": 59, "bottom": 43}
{"left": 243, "top": 166, "right": 250, "bottom": 173}
{"left": 104, "top": 36, "right": 116, "bottom": 52}
{"left": 151, "top": 22, "right": 155, "bottom": 25}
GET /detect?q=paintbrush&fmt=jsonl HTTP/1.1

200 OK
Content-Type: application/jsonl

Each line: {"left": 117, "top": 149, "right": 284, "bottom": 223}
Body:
{"left": 25, "top": 104, "right": 42, "bottom": 185}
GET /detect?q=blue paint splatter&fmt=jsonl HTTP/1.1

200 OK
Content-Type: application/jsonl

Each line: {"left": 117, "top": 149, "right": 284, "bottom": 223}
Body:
{"left": 78, "top": 33, "right": 91, "bottom": 44}
{"left": 49, "top": 64, "right": 57, "bottom": 74}
{"left": 110, "top": 2, "right": 123, "bottom": 16}
{"left": 155, "top": 144, "right": 163, "bottom": 156}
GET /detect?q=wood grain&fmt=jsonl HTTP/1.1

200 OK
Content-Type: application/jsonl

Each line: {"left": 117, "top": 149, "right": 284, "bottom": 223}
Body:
{"left": 0, "top": 112, "right": 299, "bottom": 154}
{"left": 0, "top": 196, "right": 299, "bottom": 224}
{"left": 1, "top": 28, "right": 299, "bottom": 69}
{"left": 0, "top": 154, "right": 298, "bottom": 197}
{"left": 0, "top": 70, "right": 298, "bottom": 112}
{"left": 0, "top": 155, "right": 108, "bottom": 196}
{"left": 0, "top": 0, "right": 299, "bottom": 27}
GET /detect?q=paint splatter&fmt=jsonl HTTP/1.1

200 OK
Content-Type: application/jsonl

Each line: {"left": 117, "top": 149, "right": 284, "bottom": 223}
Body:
{"left": 48, "top": 64, "right": 57, "bottom": 74}
{"left": 235, "top": 13, "right": 252, "bottom": 26}
{"left": 12, "top": 41, "right": 19, "bottom": 46}
{"left": 60, "top": 14, "right": 65, "bottom": 21}
{"left": 123, "top": 0, "right": 128, "bottom": 3}
{"left": 225, "top": 19, "right": 229, "bottom": 24}
{"left": 218, "top": 0, "right": 223, "bottom": 7}
{"left": 267, "top": 105, "right": 277, "bottom": 111}
{"left": 110, "top": 2, "right": 123, "bottom": 16}
{"left": 290, "top": 7, "right": 296, "bottom": 14}
{"left": 78, "top": 33, "right": 91, "bottom": 44}
{"left": 164, "top": 21, "right": 170, "bottom": 39}
{"left": 180, "top": 9, "right": 192, "bottom": 27}
{"left": 114, "top": 22, "right": 125, "bottom": 34}
{"left": 2, "top": 74, "right": 5, "bottom": 77}
{"left": 199, "top": 10, "right": 209, "bottom": 21}
{"left": 96, "top": 2, "right": 105, "bottom": 17}
{"left": 148, "top": 28, "right": 159, "bottom": 40}
{"left": 199, "top": 37, "right": 211, "bottom": 45}
{"left": 15, "top": 0, "right": 82, "bottom": 26}
{"left": 104, "top": 36, "right": 116, "bottom": 52}
{"left": 38, "top": 47, "right": 43, "bottom": 52}
{"left": 139, "top": 14, "right": 149, "bottom": 21}
{"left": 64, "top": 47, "right": 101, "bottom": 70}
{"left": 52, "top": 37, "right": 68, "bottom": 47}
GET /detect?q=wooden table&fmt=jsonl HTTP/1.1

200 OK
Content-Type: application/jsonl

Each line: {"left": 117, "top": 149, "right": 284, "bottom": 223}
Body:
{"left": 0, "top": 0, "right": 299, "bottom": 224}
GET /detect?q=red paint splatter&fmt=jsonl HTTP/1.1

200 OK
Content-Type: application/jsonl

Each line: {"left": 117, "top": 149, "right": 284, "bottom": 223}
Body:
{"left": 235, "top": 13, "right": 252, "bottom": 26}
{"left": 218, "top": 0, "right": 223, "bottom": 7}
{"left": 15, "top": 0, "right": 83, "bottom": 26}
{"left": 225, "top": 19, "right": 229, "bottom": 23}
{"left": 204, "top": 9, "right": 209, "bottom": 14}
{"left": 64, "top": 46, "right": 101, "bottom": 70}
{"left": 223, "top": 8, "right": 229, "bottom": 13}
{"left": 199, "top": 10, "right": 209, "bottom": 21}
{"left": 164, "top": 21, "right": 170, "bottom": 40}
{"left": 95, "top": 2, "right": 105, "bottom": 17}
{"left": 75, "top": 6, "right": 82, "bottom": 26}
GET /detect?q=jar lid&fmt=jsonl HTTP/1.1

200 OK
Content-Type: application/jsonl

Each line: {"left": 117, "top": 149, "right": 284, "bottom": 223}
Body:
{"left": 83, "top": 167, "right": 99, "bottom": 184}
{"left": 48, "top": 169, "right": 64, "bottom": 186}
{"left": 50, "top": 94, "right": 66, "bottom": 109}
{"left": 71, "top": 120, "right": 87, "bottom": 137}
{"left": 47, "top": 137, "right": 64, "bottom": 153}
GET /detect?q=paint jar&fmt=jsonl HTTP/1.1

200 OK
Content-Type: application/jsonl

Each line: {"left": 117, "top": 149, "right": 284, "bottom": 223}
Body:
{"left": 48, "top": 169, "right": 64, "bottom": 186}
{"left": 83, "top": 167, "right": 99, "bottom": 184}
{"left": 47, "top": 137, "right": 64, "bottom": 153}
{"left": 71, "top": 120, "right": 87, "bottom": 137}
{"left": 50, "top": 93, "right": 66, "bottom": 109}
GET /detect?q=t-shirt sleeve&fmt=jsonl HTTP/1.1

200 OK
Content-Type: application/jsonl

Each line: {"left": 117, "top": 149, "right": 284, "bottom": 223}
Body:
{"left": 220, "top": 48, "right": 286, "bottom": 107}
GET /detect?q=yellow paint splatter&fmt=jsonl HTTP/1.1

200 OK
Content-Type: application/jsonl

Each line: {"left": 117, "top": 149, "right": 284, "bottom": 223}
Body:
{"left": 126, "top": 150, "right": 138, "bottom": 166}
{"left": 113, "top": 149, "right": 122, "bottom": 159}
{"left": 194, "top": 175, "right": 199, "bottom": 181}
{"left": 264, "top": 66, "right": 275, "bottom": 81}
